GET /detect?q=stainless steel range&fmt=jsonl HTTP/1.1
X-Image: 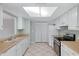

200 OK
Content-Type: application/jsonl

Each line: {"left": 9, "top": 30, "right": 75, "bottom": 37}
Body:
{"left": 54, "top": 34, "right": 75, "bottom": 56}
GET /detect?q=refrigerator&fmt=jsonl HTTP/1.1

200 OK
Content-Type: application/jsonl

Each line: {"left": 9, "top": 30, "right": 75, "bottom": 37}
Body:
{"left": 48, "top": 24, "right": 58, "bottom": 47}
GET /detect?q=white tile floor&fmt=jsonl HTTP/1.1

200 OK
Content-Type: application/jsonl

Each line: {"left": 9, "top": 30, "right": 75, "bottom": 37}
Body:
{"left": 24, "top": 43, "right": 57, "bottom": 56}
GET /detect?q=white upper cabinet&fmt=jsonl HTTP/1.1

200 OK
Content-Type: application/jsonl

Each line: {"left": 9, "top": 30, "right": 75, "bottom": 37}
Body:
{"left": 54, "top": 18, "right": 61, "bottom": 29}
{"left": 17, "top": 17, "right": 24, "bottom": 29}
{"left": 68, "top": 7, "right": 79, "bottom": 30}
{"left": 54, "top": 7, "right": 79, "bottom": 30}
{"left": 26, "top": 19, "right": 30, "bottom": 35}
{"left": 54, "top": 12, "right": 68, "bottom": 29}
{"left": 0, "top": 7, "right": 3, "bottom": 30}
{"left": 60, "top": 13, "right": 68, "bottom": 26}
{"left": 68, "top": 7, "right": 77, "bottom": 27}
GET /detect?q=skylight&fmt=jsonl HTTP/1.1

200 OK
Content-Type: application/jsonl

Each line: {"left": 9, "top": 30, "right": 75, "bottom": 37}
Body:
{"left": 23, "top": 7, "right": 57, "bottom": 17}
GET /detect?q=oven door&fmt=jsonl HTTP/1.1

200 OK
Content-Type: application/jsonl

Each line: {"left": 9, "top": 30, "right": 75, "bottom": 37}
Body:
{"left": 54, "top": 39, "right": 61, "bottom": 56}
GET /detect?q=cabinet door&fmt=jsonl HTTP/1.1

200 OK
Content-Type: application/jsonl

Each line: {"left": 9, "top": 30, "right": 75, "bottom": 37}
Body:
{"left": 0, "top": 53, "right": 6, "bottom": 56}
{"left": 59, "top": 13, "right": 68, "bottom": 26}
{"left": 63, "top": 13, "right": 68, "bottom": 25}
{"left": 68, "top": 7, "right": 77, "bottom": 26}
{"left": 61, "top": 43, "right": 79, "bottom": 56}
{"left": 17, "top": 18, "right": 22, "bottom": 29}
{"left": 25, "top": 39, "right": 28, "bottom": 49}
{"left": 16, "top": 41, "right": 23, "bottom": 56}
{"left": 69, "top": 7, "right": 78, "bottom": 30}
{"left": 26, "top": 39, "right": 30, "bottom": 48}
{"left": 67, "top": 7, "right": 78, "bottom": 30}
{"left": 60, "top": 15, "right": 65, "bottom": 26}
{"left": 1, "top": 45, "right": 17, "bottom": 56}
{"left": 0, "top": 7, "right": 3, "bottom": 30}
{"left": 26, "top": 20, "right": 30, "bottom": 35}
{"left": 55, "top": 18, "right": 60, "bottom": 29}
{"left": 22, "top": 39, "right": 26, "bottom": 53}
{"left": 60, "top": 16, "right": 64, "bottom": 26}
{"left": 17, "top": 17, "right": 24, "bottom": 29}
{"left": 61, "top": 45, "right": 69, "bottom": 56}
{"left": 68, "top": 9, "right": 72, "bottom": 26}
{"left": 71, "top": 7, "right": 77, "bottom": 26}
{"left": 6, "top": 46, "right": 17, "bottom": 56}
{"left": 23, "top": 39, "right": 28, "bottom": 51}
{"left": 16, "top": 39, "right": 27, "bottom": 56}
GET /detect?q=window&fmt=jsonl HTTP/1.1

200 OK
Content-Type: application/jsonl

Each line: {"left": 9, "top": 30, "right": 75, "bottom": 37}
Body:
{"left": 23, "top": 7, "right": 57, "bottom": 17}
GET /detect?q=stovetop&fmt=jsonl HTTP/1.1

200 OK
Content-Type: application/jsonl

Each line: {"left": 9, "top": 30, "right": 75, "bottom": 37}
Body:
{"left": 54, "top": 37, "right": 64, "bottom": 41}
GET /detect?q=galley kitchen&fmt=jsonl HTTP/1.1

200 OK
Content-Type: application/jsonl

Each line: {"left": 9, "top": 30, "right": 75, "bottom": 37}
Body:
{"left": 0, "top": 3, "right": 79, "bottom": 56}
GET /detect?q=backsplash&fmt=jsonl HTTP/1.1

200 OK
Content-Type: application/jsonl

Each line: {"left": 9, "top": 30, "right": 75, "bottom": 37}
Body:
{"left": 59, "top": 30, "right": 79, "bottom": 40}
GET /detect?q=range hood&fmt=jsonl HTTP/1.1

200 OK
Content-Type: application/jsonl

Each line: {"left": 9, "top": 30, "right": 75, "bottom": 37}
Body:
{"left": 56, "top": 25, "right": 68, "bottom": 30}
{"left": 60, "top": 26, "right": 68, "bottom": 30}
{"left": 59, "top": 24, "right": 68, "bottom": 26}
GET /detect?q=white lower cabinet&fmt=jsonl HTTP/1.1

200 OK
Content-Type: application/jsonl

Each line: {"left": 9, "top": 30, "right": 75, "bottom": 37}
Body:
{"left": 22, "top": 39, "right": 26, "bottom": 54}
{"left": 16, "top": 38, "right": 30, "bottom": 56}
{"left": 61, "top": 43, "right": 79, "bottom": 56}
{"left": 16, "top": 41, "right": 24, "bottom": 56}
{"left": 61, "top": 45, "right": 70, "bottom": 56}
{"left": 26, "top": 39, "right": 30, "bottom": 48}
{"left": 0, "top": 38, "right": 30, "bottom": 56}
{"left": 1, "top": 45, "right": 17, "bottom": 56}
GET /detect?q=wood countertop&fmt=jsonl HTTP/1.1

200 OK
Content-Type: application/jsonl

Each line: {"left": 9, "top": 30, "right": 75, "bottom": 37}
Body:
{"left": 61, "top": 41, "right": 79, "bottom": 54}
{"left": 0, "top": 35, "right": 28, "bottom": 55}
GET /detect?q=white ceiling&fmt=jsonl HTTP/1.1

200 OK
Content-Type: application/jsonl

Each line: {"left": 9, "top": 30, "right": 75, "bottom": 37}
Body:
{"left": 0, "top": 3, "right": 77, "bottom": 23}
